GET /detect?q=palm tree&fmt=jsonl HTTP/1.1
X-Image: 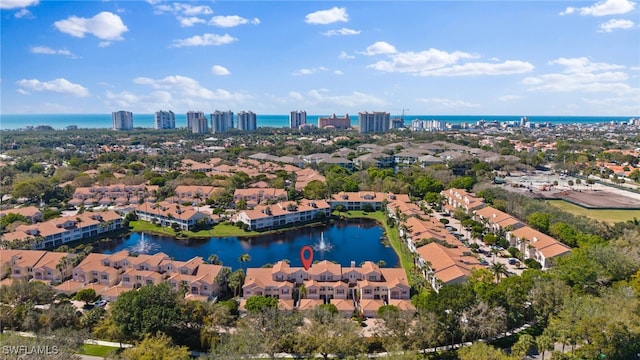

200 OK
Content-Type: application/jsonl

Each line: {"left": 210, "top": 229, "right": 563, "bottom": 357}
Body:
{"left": 490, "top": 262, "right": 508, "bottom": 283}
{"left": 208, "top": 254, "right": 223, "bottom": 265}
{"left": 238, "top": 253, "right": 251, "bottom": 271}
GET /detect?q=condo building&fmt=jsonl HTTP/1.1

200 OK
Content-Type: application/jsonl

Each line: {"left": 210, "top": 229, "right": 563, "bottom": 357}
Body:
{"left": 154, "top": 110, "right": 175, "bottom": 129}
{"left": 290, "top": 110, "right": 307, "bottom": 128}
{"left": 318, "top": 114, "right": 351, "bottom": 129}
{"left": 211, "top": 110, "right": 234, "bottom": 133}
{"left": 358, "top": 111, "right": 390, "bottom": 134}
{"left": 186, "top": 111, "right": 206, "bottom": 130}
{"left": 191, "top": 116, "right": 208, "bottom": 134}
{"left": 112, "top": 111, "right": 133, "bottom": 131}
{"left": 237, "top": 111, "right": 257, "bottom": 131}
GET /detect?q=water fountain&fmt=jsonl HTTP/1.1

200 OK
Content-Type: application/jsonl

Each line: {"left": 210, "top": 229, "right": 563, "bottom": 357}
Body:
{"left": 129, "top": 233, "right": 159, "bottom": 254}
{"left": 312, "top": 232, "right": 333, "bottom": 253}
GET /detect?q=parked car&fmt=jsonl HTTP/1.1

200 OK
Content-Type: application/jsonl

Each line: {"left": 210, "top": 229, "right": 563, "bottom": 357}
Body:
{"left": 93, "top": 299, "right": 108, "bottom": 307}
{"left": 508, "top": 258, "right": 518, "bottom": 265}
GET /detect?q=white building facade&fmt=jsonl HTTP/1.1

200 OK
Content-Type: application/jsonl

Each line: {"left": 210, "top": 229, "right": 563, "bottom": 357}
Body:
{"left": 112, "top": 111, "right": 133, "bottom": 131}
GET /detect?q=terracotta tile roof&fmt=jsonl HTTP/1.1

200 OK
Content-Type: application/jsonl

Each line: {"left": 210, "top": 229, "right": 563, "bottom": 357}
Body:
{"left": 0, "top": 206, "right": 42, "bottom": 219}
{"left": 298, "top": 298, "right": 324, "bottom": 311}
{"left": 308, "top": 260, "right": 342, "bottom": 276}
{"left": 388, "top": 299, "right": 416, "bottom": 312}
{"left": 330, "top": 298, "right": 355, "bottom": 311}
{"left": 417, "top": 242, "right": 482, "bottom": 285}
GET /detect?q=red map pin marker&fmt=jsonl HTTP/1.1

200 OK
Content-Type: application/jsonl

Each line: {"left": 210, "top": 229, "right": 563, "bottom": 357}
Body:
{"left": 300, "top": 245, "right": 314, "bottom": 270}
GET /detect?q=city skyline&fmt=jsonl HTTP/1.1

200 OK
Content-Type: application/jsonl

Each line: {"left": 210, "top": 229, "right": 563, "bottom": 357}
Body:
{"left": 1, "top": 0, "right": 639, "bottom": 117}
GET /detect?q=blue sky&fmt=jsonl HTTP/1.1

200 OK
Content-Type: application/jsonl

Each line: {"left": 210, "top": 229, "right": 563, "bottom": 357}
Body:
{"left": 1, "top": 0, "right": 639, "bottom": 116}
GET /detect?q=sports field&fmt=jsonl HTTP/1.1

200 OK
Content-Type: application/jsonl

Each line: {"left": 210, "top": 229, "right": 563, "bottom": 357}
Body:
{"left": 546, "top": 200, "right": 640, "bottom": 224}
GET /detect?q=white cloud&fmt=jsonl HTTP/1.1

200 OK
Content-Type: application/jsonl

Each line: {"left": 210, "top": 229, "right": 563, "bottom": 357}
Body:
{"left": 419, "top": 60, "right": 534, "bottom": 76}
{"left": 368, "top": 47, "right": 533, "bottom": 76}
{"left": 98, "top": 41, "right": 112, "bottom": 48}
{"left": 17, "top": 78, "right": 89, "bottom": 97}
{"left": 293, "top": 67, "right": 329, "bottom": 76}
{"left": 417, "top": 98, "right": 481, "bottom": 108}
{"left": 549, "top": 57, "right": 625, "bottom": 73}
{"left": 133, "top": 75, "right": 249, "bottom": 102}
{"left": 523, "top": 57, "right": 633, "bottom": 93}
{"left": 498, "top": 95, "right": 522, "bottom": 101}
{"left": 334, "top": 70, "right": 344, "bottom": 75}
{"left": 154, "top": 3, "right": 213, "bottom": 16}
{"left": 288, "top": 91, "right": 303, "bottom": 100}
{"left": 211, "top": 65, "right": 231, "bottom": 75}
{"left": 338, "top": 51, "right": 355, "bottom": 59}
{"left": 30, "top": 46, "right": 76, "bottom": 57}
{"left": 170, "top": 33, "right": 237, "bottom": 47}
{"left": 209, "top": 15, "right": 260, "bottom": 27}
{"left": 179, "top": 16, "right": 205, "bottom": 27}
{"left": 0, "top": 0, "right": 38, "bottom": 9}
{"left": 16, "top": 89, "right": 31, "bottom": 95}
{"left": 362, "top": 41, "right": 397, "bottom": 56}
{"left": 562, "top": 0, "right": 636, "bottom": 16}
{"left": 54, "top": 11, "right": 128, "bottom": 41}
{"left": 305, "top": 7, "right": 348, "bottom": 24}
{"left": 322, "top": 27, "right": 361, "bottom": 36}
{"left": 599, "top": 18, "right": 635, "bottom": 32}
{"left": 14, "top": 8, "right": 32, "bottom": 18}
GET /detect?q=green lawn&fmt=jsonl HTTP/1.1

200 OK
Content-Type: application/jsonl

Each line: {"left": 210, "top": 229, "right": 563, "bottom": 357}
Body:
{"left": 79, "top": 343, "right": 120, "bottom": 357}
{"left": 128, "top": 220, "right": 260, "bottom": 238}
{"left": 546, "top": 200, "right": 640, "bottom": 224}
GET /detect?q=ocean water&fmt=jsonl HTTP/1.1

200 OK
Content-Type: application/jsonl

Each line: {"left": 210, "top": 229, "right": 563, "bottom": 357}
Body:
{"left": 0, "top": 113, "right": 636, "bottom": 130}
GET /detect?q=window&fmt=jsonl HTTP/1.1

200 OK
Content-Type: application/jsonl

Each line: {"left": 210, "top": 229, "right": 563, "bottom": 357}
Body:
{"left": 364, "top": 289, "right": 372, "bottom": 295}
{"left": 13, "top": 270, "right": 20, "bottom": 275}
{"left": 124, "top": 277, "right": 130, "bottom": 282}
{"left": 136, "top": 275, "right": 142, "bottom": 280}
{"left": 101, "top": 275, "right": 107, "bottom": 280}
{"left": 368, "top": 275, "right": 377, "bottom": 281}
{"left": 146, "top": 280, "right": 153, "bottom": 285}
{"left": 337, "top": 289, "right": 344, "bottom": 294}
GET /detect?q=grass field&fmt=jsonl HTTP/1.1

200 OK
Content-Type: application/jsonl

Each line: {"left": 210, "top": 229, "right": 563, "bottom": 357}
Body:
{"left": 79, "top": 343, "right": 120, "bottom": 357}
{"left": 546, "top": 200, "right": 640, "bottom": 224}
{"left": 128, "top": 220, "right": 260, "bottom": 238}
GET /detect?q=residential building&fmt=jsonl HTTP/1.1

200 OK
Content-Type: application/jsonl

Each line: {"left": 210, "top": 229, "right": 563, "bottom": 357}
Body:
{"left": 290, "top": 110, "right": 307, "bottom": 128}
{"left": 234, "top": 199, "right": 331, "bottom": 231}
{"left": 507, "top": 226, "right": 571, "bottom": 269}
{"left": 237, "top": 111, "right": 257, "bottom": 131}
{"left": 411, "top": 119, "right": 446, "bottom": 132}
{"left": 233, "top": 188, "right": 288, "bottom": 208}
{"left": 328, "top": 191, "right": 390, "bottom": 211}
{"left": 69, "top": 184, "right": 159, "bottom": 207}
{"left": 416, "top": 242, "right": 483, "bottom": 291}
{"left": 112, "top": 111, "right": 133, "bottom": 131}
{"left": 242, "top": 260, "right": 411, "bottom": 317}
{"left": 0, "top": 249, "right": 73, "bottom": 285}
{"left": 190, "top": 114, "right": 209, "bottom": 134}
{"left": 0, "top": 206, "right": 43, "bottom": 224}
{"left": 211, "top": 110, "right": 234, "bottom": 133}
{"left": 441, "top": 188, "right": 485, "bottom": 213}
{"left": 358, "top": 111, "right": 390, "bottom": 134}
{"left": 1, "top": 211, "right": 123, "bottom": 249}
{"left": 186, "top": 111, "right": 206, "bottom": 130}
{"left": 318, "top": 114, "right": 351, "bottom": 129}
{"left": 132, "top": 201, "right": 214, "bottom": 230}
{"left": 154, "top": 110, "right": 175, "bottom": 129}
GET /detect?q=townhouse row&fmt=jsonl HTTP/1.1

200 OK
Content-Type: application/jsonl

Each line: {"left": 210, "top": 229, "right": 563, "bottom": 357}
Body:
{"left": 1, "top": 249, "right": 227, "bottom": 302}
{"left": 441, "top": 188, "right": 571, "bottom": 269}
{"left": 242, "top": 260, "right": 413, "bottom": 318}
{"left": 1, "top": 210, "right": 123, "bottom": 249}
{"left": 233, "top": 192, "right": 402, "bottom": 231}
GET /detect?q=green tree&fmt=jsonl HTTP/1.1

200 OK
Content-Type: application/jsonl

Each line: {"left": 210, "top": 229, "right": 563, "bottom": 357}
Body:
{"left": 295, "top": 306, "right": 366, "bottom": 359}
{"left": 448, "top": 176, "right": 477, "bottom": 191}
{"left": 74, "top": 288, "right": 97, "bottom": 305}
{"left": 244, "top": 295, "right": 278, "bottom": 313}
{"left": 110, "top": 283, "right": 184, "bottom": 341}
{"left": 458, "top": 342, "right": 509, "bottom": 360}
{"left": 227, "top": 269, "right": 245, "bottom": 297}
{"left": 511, "top": 333, "right": 534, "bottom": 359}
{"left": 527, "top": 212, "right": 551, "bottom": 232}
{"left": 303, "top": 180, "right": 328, "bottom": 200}
{"left": 121, "top": 332, "right": 190, "bottom": 360}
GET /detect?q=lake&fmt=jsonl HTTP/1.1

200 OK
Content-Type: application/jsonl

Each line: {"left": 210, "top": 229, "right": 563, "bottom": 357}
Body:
{"left": 96, "top": 219, "right": 399, "bottom": 270}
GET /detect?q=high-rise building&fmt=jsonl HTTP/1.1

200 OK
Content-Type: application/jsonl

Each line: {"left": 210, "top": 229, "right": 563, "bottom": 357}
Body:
{"left": 358, "top": 111, "right": 390, "bottom": 134}
{"left": 191, "top": 116, "right": 208, "bottom": 134}
{"left": 154, "top": 110, "right": 175, "bottom": 129}
{"left": 112, "top": 111, "right": 133, "bottom": 131}
{"left": 318, "top": 114, "right": 351, "bottom": 129}
{"left": 211, "top": 110, "right": 234, "bottom": 133}
{"left": 186, "top": 111, "right": 206, "bottom": 130}
{"left": 237, "top": 111, "right": 257, "bottom": 131}
{"left": 289, "top": 110, "right": 307, "bottom": 129}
